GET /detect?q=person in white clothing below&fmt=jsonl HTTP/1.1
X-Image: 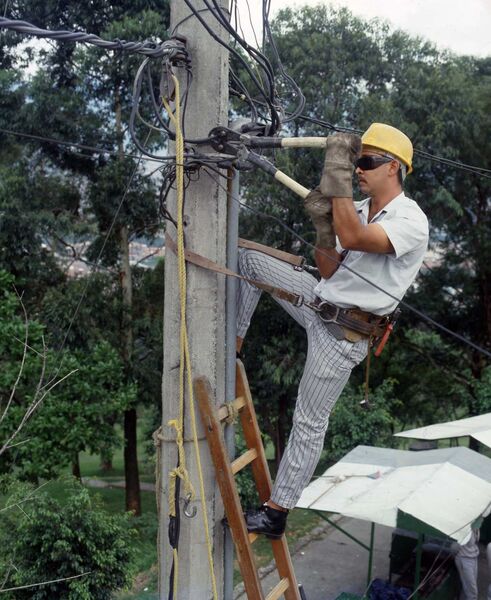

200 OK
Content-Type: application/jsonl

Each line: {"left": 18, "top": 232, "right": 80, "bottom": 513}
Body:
{"left": 486, "top": 540, "right": 491, "bottom": 600}
{"left": 454, "top": 529, "right": 480, "bottom": 600}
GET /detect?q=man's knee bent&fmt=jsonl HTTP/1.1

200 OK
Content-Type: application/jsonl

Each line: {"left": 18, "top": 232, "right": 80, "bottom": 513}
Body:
{"left": 238, "top": 248, "right": 262, "bottom": 279}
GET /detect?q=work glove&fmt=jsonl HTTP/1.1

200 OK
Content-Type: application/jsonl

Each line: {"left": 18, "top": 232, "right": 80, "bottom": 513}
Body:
{"left": 320, "top": 133, "right": 362, "bottom": 198}
{"left": 304, "top": 187, "right": 336, "bottom": 248}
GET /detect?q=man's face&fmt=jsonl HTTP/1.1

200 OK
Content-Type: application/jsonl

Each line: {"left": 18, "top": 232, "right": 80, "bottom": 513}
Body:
{"left": 355, "top": 149, "right": 398, "bottom": 196}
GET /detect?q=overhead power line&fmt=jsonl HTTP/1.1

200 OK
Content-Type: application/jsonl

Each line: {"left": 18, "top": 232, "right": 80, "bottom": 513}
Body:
{"left": 180, "top": 0, "right": 282, "bottom": 134}
{"left": 217, "top": 3, "right": 491, "bottom": 180}
{"left": 3, "top": 11, "right": 489, "bottom": 180}
{"left": 0, "top": 16, "right": 173, "bottom": 57}
{"left": 0, "top": 127, "right": 170, "bottom": 163}
{"left": 291, "top": 114, "right": 491, "bottom": 180}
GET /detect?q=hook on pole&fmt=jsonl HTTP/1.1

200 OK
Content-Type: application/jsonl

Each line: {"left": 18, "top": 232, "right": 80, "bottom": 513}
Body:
{"left": 183, "top": 493, "right": 197, "bottom": 518}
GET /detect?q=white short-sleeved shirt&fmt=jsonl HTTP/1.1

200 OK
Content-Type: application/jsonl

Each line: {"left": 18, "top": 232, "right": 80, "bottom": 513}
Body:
{"left": 314, "top": 192, "right": 429, "bottom": 316}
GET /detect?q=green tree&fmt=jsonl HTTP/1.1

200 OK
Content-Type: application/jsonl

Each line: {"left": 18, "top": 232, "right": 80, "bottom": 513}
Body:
{"left": 2, "top": 1, "right": 170, "bottom": 514}
{"left": 0, "top": 480, "right": 135, "bottom": 599}
{"left": 5, "top": 342, "right": 136, "bottom": 480}
{"left": 0, "top": 271, "right": 135, "bottom": 479}
{"left": 325, "top": 379, "right": 401, "bottom": 461}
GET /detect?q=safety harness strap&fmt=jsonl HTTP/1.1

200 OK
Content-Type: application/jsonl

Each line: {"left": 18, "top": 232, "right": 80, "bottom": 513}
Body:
{"left": 166, "top": 234, "right": 393, "bottom": 343}
{"left": 238, "top": 238, "right": 305, "bottom": 269}
{"left": 166, "top": 234, "right": 303, "bottom": 307}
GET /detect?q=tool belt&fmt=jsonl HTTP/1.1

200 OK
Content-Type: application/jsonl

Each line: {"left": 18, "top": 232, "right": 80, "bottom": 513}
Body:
{"left": 312, "top": 297, "right": 388, "bottom": 343}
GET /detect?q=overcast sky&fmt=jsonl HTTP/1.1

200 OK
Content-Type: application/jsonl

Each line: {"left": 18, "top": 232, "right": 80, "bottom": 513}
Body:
{"left": 236, "top": 0, "right": 491, "bottom": 57}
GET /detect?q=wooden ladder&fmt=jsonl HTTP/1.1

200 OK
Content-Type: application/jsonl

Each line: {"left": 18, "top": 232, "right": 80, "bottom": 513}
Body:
{"left": 194, "top": 359, "right": 301, "bottom": 600}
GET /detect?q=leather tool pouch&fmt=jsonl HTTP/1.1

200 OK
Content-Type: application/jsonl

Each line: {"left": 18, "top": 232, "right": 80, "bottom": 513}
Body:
{"left": 314, "top": 298, "right": 387, "bottom": 343}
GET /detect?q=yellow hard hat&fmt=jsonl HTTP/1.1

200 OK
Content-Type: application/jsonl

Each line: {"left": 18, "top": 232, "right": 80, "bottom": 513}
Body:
{"left": 361, "top": 123, "right": 413, "bottom": 174}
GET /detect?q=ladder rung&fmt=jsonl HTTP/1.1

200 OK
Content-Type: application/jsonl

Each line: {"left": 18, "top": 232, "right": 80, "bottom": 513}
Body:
{"left": 217, "top": 395, "right": 246, "bottom": 422}
{"left": 231, "top": 448, "right": 258, "bottom": 474}
{"left": 265, "top": 578, "right": 290, "bottom": 600}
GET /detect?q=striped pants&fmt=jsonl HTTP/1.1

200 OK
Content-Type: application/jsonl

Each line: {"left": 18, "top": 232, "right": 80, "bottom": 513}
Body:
{"left": 237, "top": 249, "right": 368, "bottom": 509}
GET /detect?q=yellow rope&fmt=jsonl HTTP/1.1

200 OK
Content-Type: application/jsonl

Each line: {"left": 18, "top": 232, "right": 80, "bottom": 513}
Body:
{"left": 224, "top": 401, "right": 239, "bottom": 424}
{"left": 163, "top": 76, "right": 218, "bottom": 600}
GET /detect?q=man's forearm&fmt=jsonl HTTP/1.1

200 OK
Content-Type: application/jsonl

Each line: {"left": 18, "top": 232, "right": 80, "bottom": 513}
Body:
{"left": 315, "top": 246, "right": 342, "bottom": 279}
{"left": 332, "top": 197, "right": 394, "bottom": 254}
{"left": 332, "top": 197, "right": 364, "bottom": 249}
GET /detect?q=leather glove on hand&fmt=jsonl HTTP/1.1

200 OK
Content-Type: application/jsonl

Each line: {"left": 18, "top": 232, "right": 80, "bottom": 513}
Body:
{"left": 304, "top": 187, "right": 336, "bottom": 248}
{"left": 320, "top": 133, "right": 362, "bottom": 198}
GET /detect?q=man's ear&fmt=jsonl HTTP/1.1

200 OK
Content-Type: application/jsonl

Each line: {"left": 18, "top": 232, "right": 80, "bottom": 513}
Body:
{"left": 389, "top": 160, "right": 400, "bottom": 177}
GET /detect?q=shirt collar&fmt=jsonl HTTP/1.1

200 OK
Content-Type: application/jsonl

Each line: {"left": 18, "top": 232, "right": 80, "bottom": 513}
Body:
{"left": 356, "top": 192, "right": 407, "bottom": 219}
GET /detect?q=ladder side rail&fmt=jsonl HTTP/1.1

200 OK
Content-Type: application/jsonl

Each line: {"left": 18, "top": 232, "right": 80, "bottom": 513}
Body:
{"left": 235, "top": 360, "right": 274, "bottom": 502}
{"left": 195, "top": 375, "right": 265, "bottom": 600}
{"left": 235, "top": 361, "right": 302, "bottom": 600}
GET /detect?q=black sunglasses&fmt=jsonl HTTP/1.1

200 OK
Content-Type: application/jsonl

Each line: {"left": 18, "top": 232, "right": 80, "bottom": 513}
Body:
{"left": 355, "top": 155, "right": 394, "bottom": 171}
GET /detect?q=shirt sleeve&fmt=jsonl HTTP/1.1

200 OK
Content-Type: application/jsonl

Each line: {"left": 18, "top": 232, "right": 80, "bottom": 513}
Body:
{"left": 378, "top": 207, "right": 429, "bottom": 259}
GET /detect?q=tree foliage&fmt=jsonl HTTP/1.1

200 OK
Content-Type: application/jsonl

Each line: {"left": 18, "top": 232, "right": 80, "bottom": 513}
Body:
{"left": 0, "top": 480, "right": 135, "bottom": 599}
{"left": 0, "top": 271, "right": 135, "bottom": 478}
{"left": 0, "top": 3, "right": 490, "bottom": 585}
{"left": 325, "top": 379, "right": 401, "bottom": 461}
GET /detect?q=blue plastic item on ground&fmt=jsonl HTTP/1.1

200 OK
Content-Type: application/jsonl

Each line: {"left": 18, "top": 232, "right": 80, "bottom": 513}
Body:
{"left": 369, "top": 578, "right": 411, "bottom": 600}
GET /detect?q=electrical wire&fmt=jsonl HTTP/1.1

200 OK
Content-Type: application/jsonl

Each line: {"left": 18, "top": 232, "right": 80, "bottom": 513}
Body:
{"left": 228, "top": 0, "right": 281, "bottom": 128}
{"left": 230, "top": 67, "right": 259, "bottom": 123}
{"left": 293, "top": 115, "right": 491, "bottom": 179}
{"left": 6, "top": 7, "right": 485, "bottom": 180}
{"left": 233, "top": 93, "right": 491, "bottom": 179}
{"left": 181, "top": 0, "right": 281, "bottom": 134}
{"left": 0, "top": 16, "right": 170, "bottom": 57}
{"left": 170, "top": 7, "right": 213, "bottom": 37}
{"left": 256, "top": 4, "right": 490, "bottom": 176}
{"left": 139, "top": 56, "right": 210, "bottom": 145}
{"left": 205, "top": 0, "right": 280, "bottom": 113}
{"left": 414, "top": 148, "right": 491, "bottom": 176}
{"left": 0, "top": 126, "right": 169, "bottom": 163}
{"left": 261, "top": 0, "right": 306, "bottom": 123}
{"left": 242, "top": 0, "right": 261, "bottom": 49}
{"left": 203, "top": 168, "right": 491, "bottom": 361}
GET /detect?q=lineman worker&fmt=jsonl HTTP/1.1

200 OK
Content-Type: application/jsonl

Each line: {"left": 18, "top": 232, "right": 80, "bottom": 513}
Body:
{"left": 236, "top": 123, "right": 429, "bottom": 538}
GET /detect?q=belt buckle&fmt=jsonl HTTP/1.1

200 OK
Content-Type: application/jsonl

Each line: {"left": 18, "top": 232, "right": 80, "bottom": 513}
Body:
{"left": 317, "top": 301, "right": 340, "bottom": 323}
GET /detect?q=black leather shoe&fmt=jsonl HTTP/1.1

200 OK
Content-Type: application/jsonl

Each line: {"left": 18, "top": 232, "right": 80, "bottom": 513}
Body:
{"left": 245, "top": 503, "right": 288, "bottom": 539}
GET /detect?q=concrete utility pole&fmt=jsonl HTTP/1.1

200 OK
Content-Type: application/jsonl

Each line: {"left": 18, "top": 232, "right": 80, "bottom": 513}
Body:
{"left": 160, "top": 1, "right": 230, "bottom": 598}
